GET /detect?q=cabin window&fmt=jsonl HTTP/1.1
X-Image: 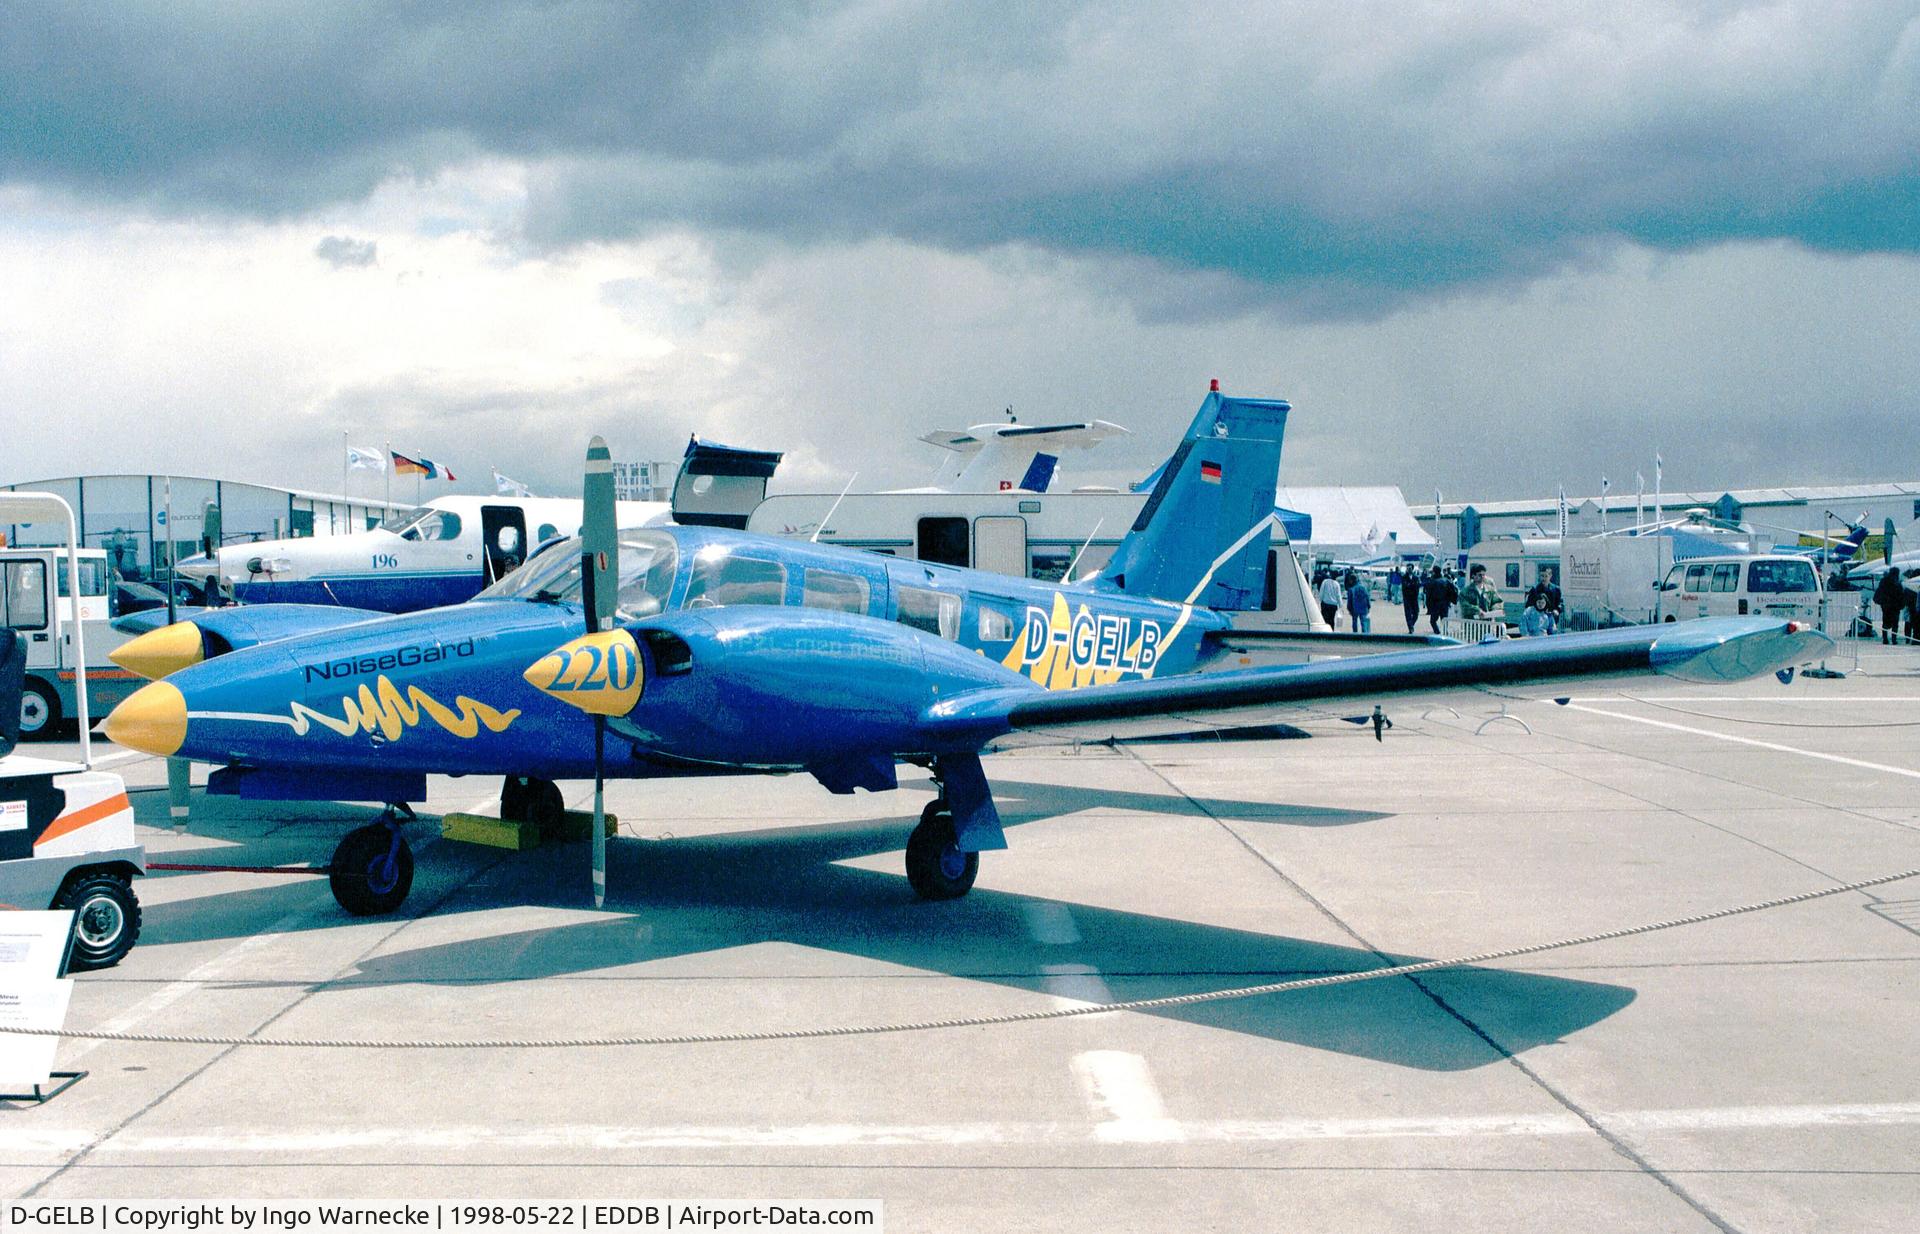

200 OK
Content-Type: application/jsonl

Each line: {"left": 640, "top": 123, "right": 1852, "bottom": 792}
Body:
{"left": 1747, "top": 559, "right": 1816, "bottom": 593}
{"left": 685, "top": 550, "right": 787, "bottom": 608}
{"left": 801, "top": 568, "right": 870, "bottom": 615}
{"left": 613, "top": 537, "right": 679, "bottom": 619}
{"left": 1505, "top": 563, "right": 1521, "bottom": 589}
{"left": 383, "top": 508, "right": 462, "bottom": 542}
{"left": 2, "top": 560, "right": 49, "bottom": 630}
{"left": 1684, "top": 564, "right": 1708, "bottom": 591}
{"left": 977, "top": 602, "right": 1017, "bottom": 642}
{"left": 1710, "top": 562, "right": 1740, "bottom": 593}
{"left": 896, "top": 586, "right": 961, "bottom": 640}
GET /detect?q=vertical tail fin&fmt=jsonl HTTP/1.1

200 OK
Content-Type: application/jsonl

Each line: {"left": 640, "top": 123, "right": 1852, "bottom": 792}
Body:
{"left": 1097, "top": 383, "right": 1290, "bottom": 608}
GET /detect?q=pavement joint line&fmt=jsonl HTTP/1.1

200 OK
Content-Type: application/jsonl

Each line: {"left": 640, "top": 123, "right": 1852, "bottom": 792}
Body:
{"left": 1567, "top": 704, "right": 1920, "bottom": 781}
{"left": 19, "top": 863, "right": 1919, "bottom": 1050}
{"left": 18, "top": 842, "right": 512, "bottom": 1199}
{"left": 1129, "top": 739, "right": 1736, "bottom": 1228}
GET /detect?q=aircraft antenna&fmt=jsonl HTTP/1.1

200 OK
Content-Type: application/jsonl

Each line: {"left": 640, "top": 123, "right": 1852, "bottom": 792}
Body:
{"left": 810, "top": 474, "right": 858, "bottom": 544}
{"left": 1064, "top": 518, "right": 1105, "bottom": 583}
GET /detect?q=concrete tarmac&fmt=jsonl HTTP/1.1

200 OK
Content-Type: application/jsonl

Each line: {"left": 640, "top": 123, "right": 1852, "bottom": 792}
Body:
{"left": 6, "top": 644, "right": 1920, "bottom": 1232}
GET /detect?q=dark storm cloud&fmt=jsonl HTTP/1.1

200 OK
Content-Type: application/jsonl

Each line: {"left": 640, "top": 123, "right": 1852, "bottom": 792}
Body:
{"left": 4, "top": 1, "right": 1918, "bottom": 311}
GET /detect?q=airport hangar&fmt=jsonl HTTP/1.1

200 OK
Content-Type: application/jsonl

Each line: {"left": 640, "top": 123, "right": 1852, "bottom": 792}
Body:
{"left": 0, "top": 473, "right": 411, "bottom": 581}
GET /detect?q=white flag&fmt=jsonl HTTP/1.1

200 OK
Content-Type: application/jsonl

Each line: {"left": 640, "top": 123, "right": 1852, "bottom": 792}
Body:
{"left": 347, "top": 446, "right": 385, "bottom": 471}
{"left": 492, "top": 468, "right": 532, "bottom": 498}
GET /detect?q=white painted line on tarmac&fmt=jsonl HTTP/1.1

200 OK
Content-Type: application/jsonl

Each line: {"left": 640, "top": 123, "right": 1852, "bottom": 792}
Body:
{"left": 1590, "top": 695, "right": 1920, "bottom": 703}
{"left": 1041, "top": 962, "right": 1113, "bottom": 1009}
{"left": 1072, "top": 1050, "right": 1185, "bottom": 1143}
{"left": 1022, "top": 902, "right": 1082, "bottom": 945}
{"left": 1568, "top": 705, "right": 1920, "bottom": 782}
{"left": 16, "top": 1101, "right": 1920, "bottom": 1155}
{"left": 57, "top": 910, "right": 312, "bottom": 1067}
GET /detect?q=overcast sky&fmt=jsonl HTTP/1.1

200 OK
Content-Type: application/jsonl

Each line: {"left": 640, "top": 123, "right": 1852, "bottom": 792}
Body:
{"left": 4, "top": 1, "right": 1918, "bottom": 503}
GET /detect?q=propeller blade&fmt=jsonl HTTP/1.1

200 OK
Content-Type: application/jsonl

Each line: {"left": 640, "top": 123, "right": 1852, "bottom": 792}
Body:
{"left": 166, "top": 756, "right": 192, "bottom": 833}
{"left": 581, "top": 436, "right": 620, "bottom": 909}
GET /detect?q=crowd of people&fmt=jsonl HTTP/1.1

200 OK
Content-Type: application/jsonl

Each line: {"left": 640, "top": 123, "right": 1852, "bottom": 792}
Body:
{"left": 1867, "top": 567, "right": 1920, "bottom": 644}
{"left": 1310, "top": 562, "right": 1566, "bottom": 636}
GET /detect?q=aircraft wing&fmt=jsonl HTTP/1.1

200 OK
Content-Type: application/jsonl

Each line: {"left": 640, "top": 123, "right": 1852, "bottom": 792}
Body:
{"left": 925, "top": 618, "right": 1829, "bottom": 750}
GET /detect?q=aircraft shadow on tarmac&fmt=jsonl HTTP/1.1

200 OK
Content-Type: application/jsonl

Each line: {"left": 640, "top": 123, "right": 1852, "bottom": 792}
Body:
{"left": 128, "top": 780, "right": 1635, "bottom": 1072}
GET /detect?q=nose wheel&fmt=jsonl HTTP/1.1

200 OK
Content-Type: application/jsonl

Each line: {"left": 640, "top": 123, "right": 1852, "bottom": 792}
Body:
{"left": 906, "top": 800, "right": 978, "bottom": 900}
{"left": 328, "top": 807, "right": 415, "bottom": 915}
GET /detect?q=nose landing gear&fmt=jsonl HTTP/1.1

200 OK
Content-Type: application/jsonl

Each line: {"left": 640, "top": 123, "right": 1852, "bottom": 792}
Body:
{"left": 905, "top": 799, "right": 978, "bottom": 900}
{"left": 328, "top": 803, "right": 416, "bottom": 915}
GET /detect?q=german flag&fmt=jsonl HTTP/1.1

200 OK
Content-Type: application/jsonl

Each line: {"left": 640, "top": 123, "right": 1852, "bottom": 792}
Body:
{"left": 392, "top": 452, "right": 454, "bottom": 481}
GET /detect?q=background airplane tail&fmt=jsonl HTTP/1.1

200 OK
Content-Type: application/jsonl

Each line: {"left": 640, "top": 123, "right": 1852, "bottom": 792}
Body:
{"left": 1096, "top": 384, "right": 1290, "bottom": 609}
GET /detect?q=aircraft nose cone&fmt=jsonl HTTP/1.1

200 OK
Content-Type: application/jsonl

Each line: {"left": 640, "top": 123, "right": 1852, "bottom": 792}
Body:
{"left": 109, "top": 621, "right": 205, "bottom": 680}
{"left": 104, "top": 680, "right": 188, "bottom": 757}
{"left": 524, "top": 629, "right": 645, "bottom": 716}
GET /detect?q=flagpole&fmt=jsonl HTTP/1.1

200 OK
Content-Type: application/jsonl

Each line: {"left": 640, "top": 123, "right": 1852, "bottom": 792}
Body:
{"left": 384, "top": 439, "right": 391, "bottom": 516}
{"left": 1654, "top": 452, "right": 1663, "bottom": 528}
{"left": 1635, "top": 472, "right": 1644, "bottom": 531}
{"left": 341, "top": 431, "right": 349, "bottom": 509}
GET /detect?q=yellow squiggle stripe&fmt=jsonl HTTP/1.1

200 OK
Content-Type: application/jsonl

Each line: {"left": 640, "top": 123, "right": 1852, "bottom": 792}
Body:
{"left": 287, "top": 675, "right": 520, "bottom": 741}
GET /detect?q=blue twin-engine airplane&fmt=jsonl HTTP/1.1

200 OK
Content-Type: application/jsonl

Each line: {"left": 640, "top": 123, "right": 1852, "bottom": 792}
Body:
{"left": 103, "top": 388, "right": 1831, "bottom": 916}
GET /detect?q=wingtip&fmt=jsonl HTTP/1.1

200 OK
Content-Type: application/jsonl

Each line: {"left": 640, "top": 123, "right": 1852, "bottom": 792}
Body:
{"left": 1650, "top": 618, "right": 1833, "bottom": 684}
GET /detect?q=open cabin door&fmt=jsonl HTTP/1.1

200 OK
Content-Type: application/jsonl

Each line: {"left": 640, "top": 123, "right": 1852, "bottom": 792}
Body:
{"left": 479, "top": 505, "right": 528, "bottom": 585}
{"left": 672, "top": 438, "right": 785, "bottom": 529}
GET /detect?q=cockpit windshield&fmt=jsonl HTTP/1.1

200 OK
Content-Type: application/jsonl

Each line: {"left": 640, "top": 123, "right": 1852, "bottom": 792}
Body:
{"left": 378, "top": 508, "right": 464, "bottom": 542}
{"left": 476, "top": 529, "right": 679, "bottom": 621}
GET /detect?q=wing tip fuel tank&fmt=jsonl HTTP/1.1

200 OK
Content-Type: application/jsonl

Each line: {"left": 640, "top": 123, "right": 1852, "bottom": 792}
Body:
{"left": 1649, "top": 618, "right": 1833, "bottom": 684}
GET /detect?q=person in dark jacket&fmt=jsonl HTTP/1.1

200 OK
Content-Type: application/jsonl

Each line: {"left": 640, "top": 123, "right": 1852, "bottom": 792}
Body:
{"left": 1874, "top": 569, "right": 1907, "bottom": 644}
{"left": 1346, "top": 570, "right": 1372, "bottom": 633}
{"left": 1423, "top": 566, "right": 1456, "bottom": 634}
{"left": 1402, "top": 564, "right": 1422, "bottom": 631}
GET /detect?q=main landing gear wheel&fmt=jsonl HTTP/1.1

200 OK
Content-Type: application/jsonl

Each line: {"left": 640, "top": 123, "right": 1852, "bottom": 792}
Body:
{"left": 54, "top": 871, "right": 142, "bottom": 970}
{"left": 19, "top": 679, "right": 58, "bottom": 741}
{"left": 501, "top": 776, "right": 564, "bottom": 833}
{"left": 906, "top": 801, "right": 978, "bottom": 901}
{"left": 329, "top": 821, "right": 415, "bottom": 915}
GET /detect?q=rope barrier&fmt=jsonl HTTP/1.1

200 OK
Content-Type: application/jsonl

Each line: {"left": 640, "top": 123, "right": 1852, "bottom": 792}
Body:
{"left": 12, "top": 865, "right": 1918, "bottom": 1051}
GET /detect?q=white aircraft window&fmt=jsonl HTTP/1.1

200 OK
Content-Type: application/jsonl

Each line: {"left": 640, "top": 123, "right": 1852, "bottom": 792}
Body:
{"left": 382, "top": 508, "right": 463, "bottom": 542}
{"left": 801, "top": 568, "right": 869, "bottom": 615}
{"left": 977, "top": 603, "right": 1017, "bottom": 642}
{"left": 3, "top": 561, "right": 49, "bottom": 630}
{"left": 686, "top": 552, "right": 787, "bottom": 609}
{"left": 1747, "top": 559, "right": 1816, "bottom": 594}
{"left": 896, "top": 586, "right": 961, "bottom": 640}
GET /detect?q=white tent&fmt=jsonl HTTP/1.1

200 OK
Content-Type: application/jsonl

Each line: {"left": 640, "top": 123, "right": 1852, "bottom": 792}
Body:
{"left": 1275, "top": 486, "right": 1437, "bottom": 560}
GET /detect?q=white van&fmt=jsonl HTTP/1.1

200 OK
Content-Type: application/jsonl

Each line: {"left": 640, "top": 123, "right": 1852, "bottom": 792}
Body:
{"left": 1655, "top": 554, "right": 1824, "bottom": 624}
{"left": 1, "top": 545, "right": 140, "bottom": 738}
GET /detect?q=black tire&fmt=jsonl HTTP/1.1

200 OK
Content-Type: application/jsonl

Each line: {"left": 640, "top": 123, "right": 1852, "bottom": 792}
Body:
{"left": 328, "top": 824, "right": 415, "bottom": 916}
{"left": 20, "top": 678, "right": 60, "bottom": 741}
{"left": 522, "top": 778, "right": 565, "bottom": 838}
{"left": 500, "top": 775, "right": 531, "bottom": 820}
{"left": 906, "top": 803, "right": 978, "bottom": 900}
{"left": 54, "top": 871, "right": 141, "bottom": 971}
